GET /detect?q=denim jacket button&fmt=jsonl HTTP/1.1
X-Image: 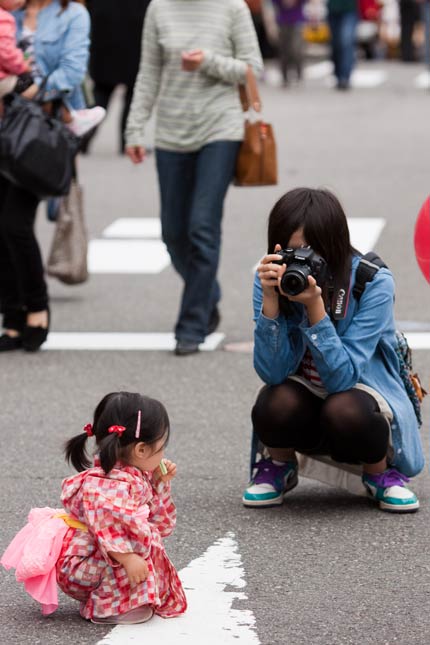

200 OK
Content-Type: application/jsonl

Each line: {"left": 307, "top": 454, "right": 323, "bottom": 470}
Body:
{"left": 311, "top": 334, "right": 317, "bottom": 340}
{"left": 397, "top": 448, "right": 402, "bottom": 454}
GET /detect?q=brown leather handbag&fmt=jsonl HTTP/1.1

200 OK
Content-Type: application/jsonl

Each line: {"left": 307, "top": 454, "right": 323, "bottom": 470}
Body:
{"left": 234, "top": 66, "right": 278, "bottom": 187}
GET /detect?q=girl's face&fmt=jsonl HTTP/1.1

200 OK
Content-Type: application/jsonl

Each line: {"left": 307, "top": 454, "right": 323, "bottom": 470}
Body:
{"left": 129, "top": 432, "right": 168, "bottom": 473}
{"left": 0, "top": 0, "right": 25, "bottom": 10}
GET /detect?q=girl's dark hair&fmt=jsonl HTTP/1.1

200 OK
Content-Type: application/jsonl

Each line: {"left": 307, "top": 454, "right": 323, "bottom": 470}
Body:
{"left": 65, "top": 392, "right": 170, "bottom": 474}
{"left": 267, "top": 187, "right": 356, "bottom": 312}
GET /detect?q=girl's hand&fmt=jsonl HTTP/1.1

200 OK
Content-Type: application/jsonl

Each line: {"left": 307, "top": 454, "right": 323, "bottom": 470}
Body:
{"left": 181, "top": 49, "right": 205, "bottom": 71}
{"left": 258, "top": 244, "right": 286, "bottom": 298}
{"left": 126, "top": 145, "right": 146, "bottom": 164}
{"left": 153, "top": 459, "right": 177, "bottom": 483}
{"left": 286, "top": 276, "right": 325, "bottom": 325}
{"left": 284, "top": 275, "right": 322, "bottom": 304}
{"left": 108, "top": 552, "right": 149, "bottom": 586}
{"left": 122, "top": 554, "right": 149, "bottom": 586}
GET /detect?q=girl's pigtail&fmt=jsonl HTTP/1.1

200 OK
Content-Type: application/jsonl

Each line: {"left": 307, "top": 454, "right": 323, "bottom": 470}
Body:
{"left": 64, "top": 433, "right": 91, "bottom": 472}
{"left": 98, "top": 434, "right": 121, "bottom": 474}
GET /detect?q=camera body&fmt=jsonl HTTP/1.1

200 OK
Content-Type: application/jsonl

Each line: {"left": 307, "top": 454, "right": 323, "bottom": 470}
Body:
{"left": 273, "top": 247, "right": 328, "bottom": 296}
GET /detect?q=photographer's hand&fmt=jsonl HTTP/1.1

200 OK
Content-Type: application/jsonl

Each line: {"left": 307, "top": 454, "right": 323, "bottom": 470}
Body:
{"left": 258, "top": 244, "right": 285, "bottom": 319}
{"left": 286, "top": 276, "right": 325, "bottom": 326}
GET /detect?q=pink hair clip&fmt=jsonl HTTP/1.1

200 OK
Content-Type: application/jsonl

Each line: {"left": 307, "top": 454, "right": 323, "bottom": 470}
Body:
{"left": 83, "top": 423, "right": 93, "bottom": 437}
{"left": 108, "top": 425, "right": 126, "bottom": 437}
{"left": 135, "top": 410, "right": 142, "bottom": 439}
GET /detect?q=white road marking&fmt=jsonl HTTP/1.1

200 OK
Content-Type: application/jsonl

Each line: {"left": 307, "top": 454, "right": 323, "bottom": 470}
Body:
{"left": 42, "top": 332, "right": 224, "bottom": 351}
{"left": 103, "top": 218, "right": 162, "bottom": 239}
{"left": 402, "top": 332, "right": 430, "bottom": 350}
{"left": 347, "top": 217, "right": 386, "bottom": 253}
{"left": 88, "top": 239, "right": 170, "bottom": 274}
{"left": 351, "top": 69, "right": 387, "bottom": 88}
{"left": 304, "top": 61, "right": 333, "bottom": 80}
{"left": 97, "top": 533, "right": 260, "bottom": 645}
{"left": 324, "top": 69, "right": 387, "bottom": 88}
{"left": 414, "top": 71, "right": 430, "bottom": 89}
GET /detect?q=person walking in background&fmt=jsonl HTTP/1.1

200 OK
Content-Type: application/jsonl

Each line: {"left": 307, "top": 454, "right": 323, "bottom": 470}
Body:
{"left": 271, "top": 0, "right": 306, "bottom": 86}
{"left": 82, "top": 0, "right": 151, "bottom": 155}
{"left": 1, "top": 392, "right": 187, "bottom": 624}
{"left": 421, "top": 0, "right": 430, "bottom": 67}
{"left": 327, "top": 0, "right": 358, "bottom": 89}
{"left": 246, "top": 0, "right": 275, "bottom": 59}
{"left": 398, "top": 0, "right": 421, "bottom": 61}
{"left": 0, "top": 0, "right": 91, "bottom": 353}
{"left": 126, "top": 0, "right": 263, "bottom": 356}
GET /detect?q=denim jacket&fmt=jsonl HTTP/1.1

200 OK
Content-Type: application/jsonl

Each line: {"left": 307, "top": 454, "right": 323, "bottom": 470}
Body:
{"left": 253, "top": 255, "right": 424, "bottom": 477}
{"left": 14, "top": 0, "right": 90, "bottom": 109}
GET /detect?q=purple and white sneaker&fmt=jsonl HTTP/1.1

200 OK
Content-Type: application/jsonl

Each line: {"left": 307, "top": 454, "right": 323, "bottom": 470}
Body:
{"left": 242, "top": 458, "right": 298, "bottom": 507}
{"left": 362, "top": 468, "right": 419, "bottom": 512}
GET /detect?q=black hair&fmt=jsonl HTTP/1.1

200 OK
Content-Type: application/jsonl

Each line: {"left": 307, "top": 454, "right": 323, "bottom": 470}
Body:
{"left": 267, "top": 187, "right": 357, "bottom": 314}
{"left": 64, "top": 392, "right": 170, "bottom": 474}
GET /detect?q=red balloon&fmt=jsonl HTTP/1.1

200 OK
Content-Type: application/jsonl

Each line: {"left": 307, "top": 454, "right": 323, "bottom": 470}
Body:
{"left": 414, "top": 196, "right": 430, "bottom": 283}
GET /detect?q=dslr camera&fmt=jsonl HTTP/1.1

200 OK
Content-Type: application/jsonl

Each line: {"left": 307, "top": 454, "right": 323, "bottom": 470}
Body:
{"left": 273, "top": 247, "right": 328, "bottom": 296}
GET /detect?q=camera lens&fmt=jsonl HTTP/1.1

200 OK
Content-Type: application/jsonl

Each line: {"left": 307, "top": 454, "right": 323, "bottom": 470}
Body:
{"left": 281, "top": 266, "right": 310, "bottom": 295}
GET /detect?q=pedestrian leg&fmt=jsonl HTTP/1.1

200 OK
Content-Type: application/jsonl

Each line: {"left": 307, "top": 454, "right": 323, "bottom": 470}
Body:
{"left": 155, "top": 148, "right": 196, "bottom": 281}
{"left": 278, "top": 25, "right": 290, "bottom": 85}
{"left": 174, "top": 140, "right": 240, "bottom": 344}
{"left": 0, "top": 178, "right": 47, "bottom": 321}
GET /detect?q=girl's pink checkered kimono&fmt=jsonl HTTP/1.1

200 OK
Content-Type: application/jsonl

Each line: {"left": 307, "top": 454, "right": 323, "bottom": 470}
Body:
{"left": 2, "top": 462, "right": 187, "bottom": 621}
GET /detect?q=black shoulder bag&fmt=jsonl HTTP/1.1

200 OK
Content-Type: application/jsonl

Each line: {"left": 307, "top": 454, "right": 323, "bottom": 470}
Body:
{"left": 0, "top": 84, "right": 80, "bottom": 199}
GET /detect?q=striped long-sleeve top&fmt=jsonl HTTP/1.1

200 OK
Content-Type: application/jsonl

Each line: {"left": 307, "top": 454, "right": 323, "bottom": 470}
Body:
{"left": 125, "top": 0, "right": 264, "bottom": 151}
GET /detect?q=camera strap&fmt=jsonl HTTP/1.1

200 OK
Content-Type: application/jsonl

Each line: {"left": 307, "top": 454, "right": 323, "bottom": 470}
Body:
{"left": 330, "top": 283, "right": 351, "bottom": 320}
{"left": 352, "top": 252, "right": 387, "bottom": 303}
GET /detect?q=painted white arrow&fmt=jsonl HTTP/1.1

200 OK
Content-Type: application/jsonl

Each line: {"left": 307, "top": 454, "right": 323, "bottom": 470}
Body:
{"left": 97, "top": 533, "right": 260, "bottom": 645}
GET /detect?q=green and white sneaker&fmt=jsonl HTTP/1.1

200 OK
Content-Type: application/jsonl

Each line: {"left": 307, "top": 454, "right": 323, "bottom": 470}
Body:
{"left": 242, "top": 458, "right": 298, "bottom": 507}
{"left": 362, "top": 468, "right": 419, "bottom": 512}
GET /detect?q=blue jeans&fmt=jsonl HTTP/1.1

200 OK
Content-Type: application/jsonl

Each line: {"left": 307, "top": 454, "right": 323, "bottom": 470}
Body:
{"left": 422, "top": 1, "right": 430, "bottom": 66}
{"left": 156, "top": 140, "right": 240, "bottom": 343}
{"left": 328, "top": 12, "right": 358, "bottom": 84}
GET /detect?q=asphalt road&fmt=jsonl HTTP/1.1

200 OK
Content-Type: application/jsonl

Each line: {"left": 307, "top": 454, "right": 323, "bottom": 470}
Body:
{"left": 1, "top": 58, "right": 430, "bottom": 645}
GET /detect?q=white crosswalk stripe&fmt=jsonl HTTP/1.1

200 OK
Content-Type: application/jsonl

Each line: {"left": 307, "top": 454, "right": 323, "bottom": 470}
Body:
{"left": 265, "top": 61, "right": 430, "bottom": 90}
{"left": 43, "top": 332, "right": 225, "bottom": 351}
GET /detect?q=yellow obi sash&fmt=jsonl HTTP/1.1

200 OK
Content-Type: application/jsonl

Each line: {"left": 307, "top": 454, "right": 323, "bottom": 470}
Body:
{"left": 53, "top": 512, "right": 88, "bottom": 532}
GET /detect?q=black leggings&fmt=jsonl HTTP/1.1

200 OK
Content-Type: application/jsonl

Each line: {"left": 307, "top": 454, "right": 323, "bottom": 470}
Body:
{"left": 0, "top": 176, "right": 47, "bottom": 328}
{"left": 252, "top": 379, "right": 390, "bottom": 465}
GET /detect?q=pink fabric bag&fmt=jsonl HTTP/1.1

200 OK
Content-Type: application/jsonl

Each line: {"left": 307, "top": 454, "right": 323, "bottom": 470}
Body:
{"left": 1, "top": 507, "right": 69, "bottom": 615}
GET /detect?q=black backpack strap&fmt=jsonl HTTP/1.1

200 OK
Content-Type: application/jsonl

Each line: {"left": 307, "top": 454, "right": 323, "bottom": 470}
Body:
{"left": 353, "top": 252, "right": 387, "bottom": 303}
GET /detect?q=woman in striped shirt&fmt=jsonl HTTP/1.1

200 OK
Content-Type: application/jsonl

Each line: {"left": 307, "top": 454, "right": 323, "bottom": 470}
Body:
{"left": 125, "top": 0, "right": 263, "bottom": 355}
{"left": 243, "top": 187, "right": 423, "bottom": 513}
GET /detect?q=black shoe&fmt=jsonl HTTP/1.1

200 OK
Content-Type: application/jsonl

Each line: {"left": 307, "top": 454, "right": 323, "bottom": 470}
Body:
{"left": 174, "top": 340, "right": 200, "bottom": 356}
{"left": 207, "top": 307, "right": 220, "bottom": 335}
{"left": 0, "top": 334, "right": 22, "bottom": 352}
{"left": 22, "top": 309, "right": 50, "bottom": 352}
{"left": 336, "top": 80, "right": 350, "bottom": 91}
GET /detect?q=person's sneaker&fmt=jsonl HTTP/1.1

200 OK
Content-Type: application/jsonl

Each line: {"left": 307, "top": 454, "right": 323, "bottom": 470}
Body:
{"left": 67, "top": 106, "right": 106, "bottom": 138}
{"left": 91, "top": 605, "right": 154, "bottom": 625}
{"left": 242, "top": 458, "right": 298, "bottom": 507}
{"left": 362, "top": 468, "right": 419, "bottom": 513}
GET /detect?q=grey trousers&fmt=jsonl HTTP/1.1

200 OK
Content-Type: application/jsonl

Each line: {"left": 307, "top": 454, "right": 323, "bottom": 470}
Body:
{"left": 278, "top": 24, "right": 304, "bottom": 82}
